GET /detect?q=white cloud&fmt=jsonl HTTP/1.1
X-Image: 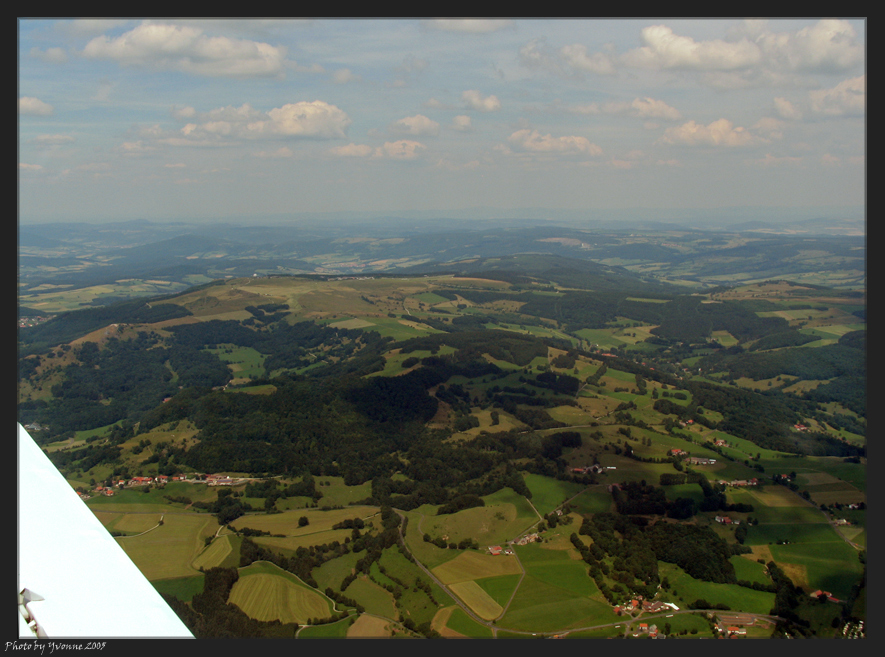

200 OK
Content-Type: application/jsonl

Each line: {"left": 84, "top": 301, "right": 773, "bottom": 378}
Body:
{"left": 600, "top": 19, "right": 863, "bottom": 87}
{"left": 329, "top": 143, "right": 374, "bottom": 157}
{"left": 252, "top": 147, "right": 293, "bottom": 158}
{"left": 424, "top": 19, "right": 515, "bottom": 33}
{"left": 332, "top": 68, "right": 360, "bottom": 84}
{"left": 559, "top": 44, "right": 616, "bottom": 75}
{"left": 375, "top": 140, "right": 426, "bottom": 160}
{"left": 452, "top": 115, "right": 472, "bottom": 132}
{"left": 389, "top": 114, "right": 440, "bottom": 137}
{"left": 773, "top": 97, "right": 802, "bottom": 120}
{"left": 623, "top": 24, "right": 762, "bottom": 71}
{"left": 172, "top": 106, "right": 197, "bottom": 120}
{"left": 756, "top": 19, "right": 863, "bottom": 74}
{"left": 657, "top": 119, "right": 764, "bottom": 147}
{"left": 462, "top": 90, "right": 501, "bottom": 112}
{"left": 81, "top": 22, "right": 289, "bottom": 78}
{"left": 258, "top": 102, "right": 351, "bottom": 138}
{"left": 566, "top": 97, "right": 681, "bottom": 121}
{"left": 171, "top": 101, "right": 351, "bottom": 143}
{"left": 390, "top": 55, "right": 429, "bottom": 88}
{"left": 19, "top": 163, "right": 44, "bottom": 171}
{"left": 119, "top": 140, "right": 156, "bottom": 154}
{"left": 752, "top": 117, "right": 785, "bottom": 140}
{"left": 604, "top": 97, "right": 682, "bottom": 121}
{"left": 518, "top": 38, "right": 563, "bottom": 75}
{"left": 508, "top": 129, "right": 603, "bottom": 155}
{"left": 751, "top": 153, "right": 803, "bottom": 167}
{"left": 19, "top": 96, "right": 53, "bottom": 116}
{"left": 809, "top": 75, "right": 865, "bottom": 116}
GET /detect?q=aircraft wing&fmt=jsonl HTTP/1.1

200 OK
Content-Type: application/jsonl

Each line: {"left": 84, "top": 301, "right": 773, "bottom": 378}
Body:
{"left": 17, "top": 423, "right": 194, "bottom": 639}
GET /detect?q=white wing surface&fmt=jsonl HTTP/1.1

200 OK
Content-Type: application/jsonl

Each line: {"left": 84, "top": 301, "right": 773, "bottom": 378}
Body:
{"left": 17, "top": 423, "right": 194, "bottom": 639}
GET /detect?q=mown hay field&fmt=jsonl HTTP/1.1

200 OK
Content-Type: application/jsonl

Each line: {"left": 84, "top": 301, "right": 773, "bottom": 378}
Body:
{"left": 431, "top": 550, "right": 523, "bottom": 585}
{"left": 192, "top": 534, "right": 241, "bottom": 570}
{"left": 230, "top": 561, "right": 332, "bottom": 624}
{"left": 448, "top": 580, "right": 503, "bottom": 620}
{"left": 346, "top": 614, "right": 395, "bottom": 638}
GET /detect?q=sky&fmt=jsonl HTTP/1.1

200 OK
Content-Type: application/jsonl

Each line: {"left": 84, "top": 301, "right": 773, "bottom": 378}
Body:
{"left": 18, "top": 18, "right": 866, "bottom": 224}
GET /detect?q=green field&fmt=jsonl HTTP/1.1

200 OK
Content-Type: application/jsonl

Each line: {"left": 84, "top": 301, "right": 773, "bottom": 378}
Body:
{"left": 313, "top": 550, "right": 362, "bottom": 594}
{"left": 494, "top": 542, "right": 619, "bottom": 632}
{"left": 297, "top": 616, "right": 354, "bottom": 638}
{"left": 566, "top": 487, "right": 614, "bottom": 515}
{"left": 729, "top": 555, "right": 771, "bottom": 586}
{"left": 209, "top": 344, "right": 266, "bottom": 381}
{"left": 442, "top": 606, "right": 494, "bottom": 637}
{"left": 522, "top": 473, "right": 587, "bottom": 516}
{"left": 117, "top": 512, "right": 220, "bottom": 581}
{"left": 151, "top": 574, "right": 205, "bottom": 602}
{"left": 416, "top": 488, "right": 540, "bottom": 553}
{"left": 658, "top": 562, "right": 775, "bottom": 614}
{"left": 769, "top": 540, "right": 863, "bottom": 600}
{"left": 343, "top": 576, "right": 398, "bottom": 619}
{"left": 230, "top": 505, "right": 379, "bottom": 536}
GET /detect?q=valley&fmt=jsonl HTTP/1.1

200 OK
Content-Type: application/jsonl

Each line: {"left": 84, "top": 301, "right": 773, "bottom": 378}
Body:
{"left": 17, "top": 221, "right": 865, "bottom": 639}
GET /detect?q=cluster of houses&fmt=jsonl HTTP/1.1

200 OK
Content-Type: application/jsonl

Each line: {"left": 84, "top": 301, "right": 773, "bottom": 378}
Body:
{"left": 715, "top": 515, "right": 740, "bottom": 525}
{"left": 718, "top": 478, "right": 760, "bottom": 487}
{"left": 487, "top": 545, "right": 515, "bottom": 556}
{"left": 206, "top": 474, "right": 236, "bottom": 486}
{"left": 614, "top": 598, "right": 678, "bottom": 617}
{"left": 119, "top": 474, "right": 187, "bottom": 488}
{"left": 793, "top": 423, "right": 809, "bottom": 432}
{"left": 513, "top": 533, "right": 540, "bottom": 546}
{"left": 107, "top": 473, "right": 240, "bottom": 489}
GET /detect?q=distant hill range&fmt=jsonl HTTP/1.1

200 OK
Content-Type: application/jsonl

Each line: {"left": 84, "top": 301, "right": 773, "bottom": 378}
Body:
{"left": 18, "top": 215, "right": 865, "bottom": 304}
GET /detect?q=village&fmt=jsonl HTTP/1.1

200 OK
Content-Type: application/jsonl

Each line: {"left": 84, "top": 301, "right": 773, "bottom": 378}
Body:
{"left": 76, "top": 472, "right": 243, "bottom": 500}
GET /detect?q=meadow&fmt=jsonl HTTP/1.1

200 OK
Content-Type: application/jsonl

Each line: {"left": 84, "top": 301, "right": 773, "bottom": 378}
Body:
{"left": 116, "top": 512, "right": 220, "bottom": 581}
